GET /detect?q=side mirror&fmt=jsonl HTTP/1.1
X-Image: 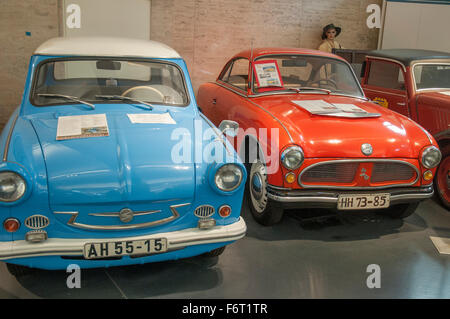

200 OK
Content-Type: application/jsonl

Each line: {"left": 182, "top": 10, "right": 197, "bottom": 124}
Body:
{"left": 218, "top": 120, "right": 239, "bottom": 137}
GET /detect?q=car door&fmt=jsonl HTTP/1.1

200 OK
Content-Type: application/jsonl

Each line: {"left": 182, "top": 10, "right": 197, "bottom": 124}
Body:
{"left": 209, "top": 58, "right": 250, "bottom": 126}
{"left": 362, "top": 59, "right": 409, "bottom": 116}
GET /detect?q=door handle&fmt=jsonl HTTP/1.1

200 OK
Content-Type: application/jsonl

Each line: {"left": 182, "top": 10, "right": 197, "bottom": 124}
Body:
{"left": 396, "top": 102, "right": 406, "bottom": 106}
{"left": 212, "top": 98, "right": 217, "bottom": 105}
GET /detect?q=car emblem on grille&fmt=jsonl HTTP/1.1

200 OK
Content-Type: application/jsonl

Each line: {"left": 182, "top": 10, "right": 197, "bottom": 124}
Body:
{"left": 119, "top": 208, "right": 134, "bottom": 223}
{"left": 361, "top": 143, "right": 373, "bottom": 156}
{"left": 360, "top": 168, "right": 370, "bottom": 180}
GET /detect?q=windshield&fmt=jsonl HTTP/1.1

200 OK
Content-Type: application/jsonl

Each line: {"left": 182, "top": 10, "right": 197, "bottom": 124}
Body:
{"left": 413, "top": 63, "right": 450, "bottom": 90}
{"left": 252, "top": 55, "right": 364, "bottom": 97}
{"left": 31, "top": 59, "right": 189, "bottom": 106}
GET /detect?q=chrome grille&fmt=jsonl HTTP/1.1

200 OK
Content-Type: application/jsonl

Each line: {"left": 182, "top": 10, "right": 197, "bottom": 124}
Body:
{"left": 371, "top": 162, "right": 416, "bottom": 183}
{"left": 25, "top": 215, "right": 50, "bottom": 229}
{"left": 194, "top": 205, "right": 215, "bottom": 218}
{"left": 301, "top": 162, "right": 359, "bottom": 184}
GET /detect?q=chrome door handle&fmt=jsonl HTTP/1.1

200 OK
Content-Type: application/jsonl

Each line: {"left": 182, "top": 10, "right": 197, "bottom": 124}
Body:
{"left": 212, "top": 98, "right": 217, "bottom": 105}
{"left": 397, "top": 102, "right": 406, "bottom": 106}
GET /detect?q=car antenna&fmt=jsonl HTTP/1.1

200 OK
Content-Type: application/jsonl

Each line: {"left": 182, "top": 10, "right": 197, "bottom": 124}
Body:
{"left": 250, "top": 38, "right": 254, "bottom": 93}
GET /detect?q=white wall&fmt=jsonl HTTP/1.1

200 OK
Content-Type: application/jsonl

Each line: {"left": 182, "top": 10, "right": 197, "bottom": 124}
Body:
{"left": 62, "top": 0, "right": 151, "bottom": 39}
{"left": 381, "top": 0, "right": 450, "bottom": 51}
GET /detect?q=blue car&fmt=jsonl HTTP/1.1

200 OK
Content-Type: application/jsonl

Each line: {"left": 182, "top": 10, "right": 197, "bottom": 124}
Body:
{"left": 0, "top": 37, "right": 247, "bottom": 275}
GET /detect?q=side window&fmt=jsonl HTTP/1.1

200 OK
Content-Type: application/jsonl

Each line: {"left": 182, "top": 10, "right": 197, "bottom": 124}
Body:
{"left": 223, "top": 58, "right": 249, "bottom": 91}
{"left": 367, "top": 61, "right": 405, "bottom": 91}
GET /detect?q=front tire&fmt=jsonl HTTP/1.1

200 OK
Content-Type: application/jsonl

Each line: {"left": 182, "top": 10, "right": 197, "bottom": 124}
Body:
{"left": 435, "top": 145, "right": 450, "bottom": 209}
{"left": 247, "top": 160, "right": 284, "bottom": 226}
{"left": 386, "top": 202, "right": 420, "bottom": 219}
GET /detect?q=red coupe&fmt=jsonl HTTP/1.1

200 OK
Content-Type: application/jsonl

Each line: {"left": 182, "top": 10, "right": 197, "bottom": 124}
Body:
{"left": 198, "top": 48, "right": 441, "bottom": 225}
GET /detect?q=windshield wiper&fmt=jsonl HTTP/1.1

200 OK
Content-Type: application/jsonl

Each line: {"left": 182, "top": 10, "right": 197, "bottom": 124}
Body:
{"left": 95, "top": 95, "right": 153, "bottom": 110}
{"left": 287, "top": 87, "right": 331, "bottom": 94}
{"left": 37, "top": 94, "right": 95, "bottom": 109}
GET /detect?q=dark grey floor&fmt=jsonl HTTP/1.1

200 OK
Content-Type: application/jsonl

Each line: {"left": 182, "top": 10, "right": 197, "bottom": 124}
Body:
{"left": 0, "top": 195, "right": 449, "bottom": 299}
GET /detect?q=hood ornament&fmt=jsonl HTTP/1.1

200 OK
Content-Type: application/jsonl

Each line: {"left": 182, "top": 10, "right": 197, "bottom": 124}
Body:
{"left": 361, "top": 143, "right": 373, "bottom": 156}
{"left": 119, "top": 208, "right": 134, "bottom": 223}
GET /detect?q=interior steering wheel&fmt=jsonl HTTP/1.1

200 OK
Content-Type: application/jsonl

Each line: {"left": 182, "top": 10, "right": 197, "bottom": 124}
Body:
{"left": 121, "top": 86, "right": 165, "bottom": 101}
{"left": 308, "top": 78, "right": 338, "bottom": 89}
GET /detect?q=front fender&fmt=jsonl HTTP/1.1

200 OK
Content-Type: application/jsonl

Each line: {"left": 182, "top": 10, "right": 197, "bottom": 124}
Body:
{"left": 0, "top": 114, "right": 49, "bottom": 241}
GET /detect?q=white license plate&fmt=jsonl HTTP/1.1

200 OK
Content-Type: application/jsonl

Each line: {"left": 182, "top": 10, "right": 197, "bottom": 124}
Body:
{"left": 83, "top": 238, "right": 167, "bottom": 259}
{"left": 337, "top": 193, "right": 390, "bottom": 210}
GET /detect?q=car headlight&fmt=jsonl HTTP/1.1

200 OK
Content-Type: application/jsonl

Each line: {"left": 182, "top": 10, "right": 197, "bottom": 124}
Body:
{"left": 421, "top": 146, "right": 441, "bottom": 169}
{"left": 0, "top": 172, "right": 26, "bottom": 202}
{"left": 214, "top": 164, "right": 243, "bottom": 192}
{"left": 281, "top": 146, "right": 304, "bottom": 170}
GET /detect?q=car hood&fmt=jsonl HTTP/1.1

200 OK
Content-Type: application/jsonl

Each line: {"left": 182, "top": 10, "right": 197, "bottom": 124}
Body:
{"left": 251, "top": 94, "right": 431, "bottom": 158}
{"left": 30, "top": 110, "right": 195, "bottom": 208}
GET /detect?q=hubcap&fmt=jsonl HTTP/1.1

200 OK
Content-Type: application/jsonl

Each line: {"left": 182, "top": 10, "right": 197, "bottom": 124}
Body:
{"left": 251, "top": 173, "right": 263, "bottom": 200}
{"left": 249, "top": 161, "right": 268, "bottom": 214}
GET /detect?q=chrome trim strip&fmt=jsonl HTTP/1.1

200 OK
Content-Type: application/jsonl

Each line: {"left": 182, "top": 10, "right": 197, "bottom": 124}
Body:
{"left": 215, "top": 81, "right": 247, "bottom": 98}
{"left": 0, "top": 218, "right": 246, "bottom": 260}
{"left": 89, "top": 210, "right": 161, "bottom": 217}
{"left": 298, "top": 159, "right": 420, "bottom": 190}
{"left": 245, "top": 98, "right": 294, "bottom": 143}
{"left": 215, "top": 81, "right": 295, "bottom": 143}
{"left": 3, "top": 114, "right": 19, "bottom": 162}
{"left": 409, "top": 120, "right": 434, "bottom": 145}
{"left": 267, "top": 189, "right": 433, "bottom": 203}
{"left": 54, "top": 203, "right": 189, "bottom": 230}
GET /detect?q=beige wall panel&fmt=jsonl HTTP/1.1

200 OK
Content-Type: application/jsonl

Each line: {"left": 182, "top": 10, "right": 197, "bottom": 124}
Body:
{"left": 0, "top": 0, "right": 59, "bottom": 128}
{"left": 150, "top": 0, "right": 382, "bottom": 94}
{"left": 0, "top": 0, "right": 381, "bottom": 130}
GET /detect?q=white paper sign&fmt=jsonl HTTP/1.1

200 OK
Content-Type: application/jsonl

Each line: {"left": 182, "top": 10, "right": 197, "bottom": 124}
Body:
{"left": 127, "top": 113, "right": 176, "bottom": 124}
{"left": 56, "top": 114, "right": 109, "bottom": 140}
{"left": 332, "top": 103, "right": 367, "bottom": 113}
{"left": 292, "top": 100, "right": 338, "bottom": 113}
{"left": 292, "top": 100, "right": 380, "bottom": 118}
{"left": 254, "top": 62, "right": 282, "bottom": 87}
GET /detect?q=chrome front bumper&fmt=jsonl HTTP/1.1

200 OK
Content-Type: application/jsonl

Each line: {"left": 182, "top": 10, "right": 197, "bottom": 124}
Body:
{"left": 267, "top": 185, "right": 434, "bottom": 209}
{"left": 0, "top": 218, "right": 246, "bottom": 260}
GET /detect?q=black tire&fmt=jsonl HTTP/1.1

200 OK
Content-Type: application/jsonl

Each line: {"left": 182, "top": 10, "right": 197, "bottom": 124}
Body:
{"left": 434, "top": 144, "right": 450, "bottom": 210}
{"left": 246, "top": 160, "right": 284, "bottom": 226}
{"left": 386, "top": 202, "right": 420, "bottom": 219}
{"left": 6, "top": 263, "right": 34, "bottom": 277}
{"left": 201, "top": 246, "right": 226, "bottom": 257}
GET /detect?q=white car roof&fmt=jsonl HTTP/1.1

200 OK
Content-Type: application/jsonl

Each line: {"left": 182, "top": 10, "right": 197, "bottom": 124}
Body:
{"left": 34, "top": 37, "right": 181, "bottom": 59}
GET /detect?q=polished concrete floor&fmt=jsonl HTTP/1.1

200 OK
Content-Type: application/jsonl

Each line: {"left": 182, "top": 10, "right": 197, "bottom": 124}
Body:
{"left": 0, "top": 196, "right": 449, "bottom": 299}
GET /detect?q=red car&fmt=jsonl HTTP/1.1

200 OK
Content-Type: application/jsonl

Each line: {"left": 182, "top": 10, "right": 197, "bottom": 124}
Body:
{"left": 360, "top": 49, "right": 450, "bottom": 209}
{"left": 197, "top": 48, "right": 441, "bottom": 225}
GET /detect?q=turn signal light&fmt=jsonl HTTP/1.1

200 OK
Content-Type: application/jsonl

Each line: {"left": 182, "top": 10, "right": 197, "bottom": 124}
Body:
{"left": 285, "top": 172, "right": 296, "bottom": 184}
{"left": 423, "top": 170, "right": 433, "bottom": 181}
{"left": 4, "top": 218, "right": 20, "bottom": 232}
{"left": 218, "top": 205, "right": 231, "bottom": 218}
